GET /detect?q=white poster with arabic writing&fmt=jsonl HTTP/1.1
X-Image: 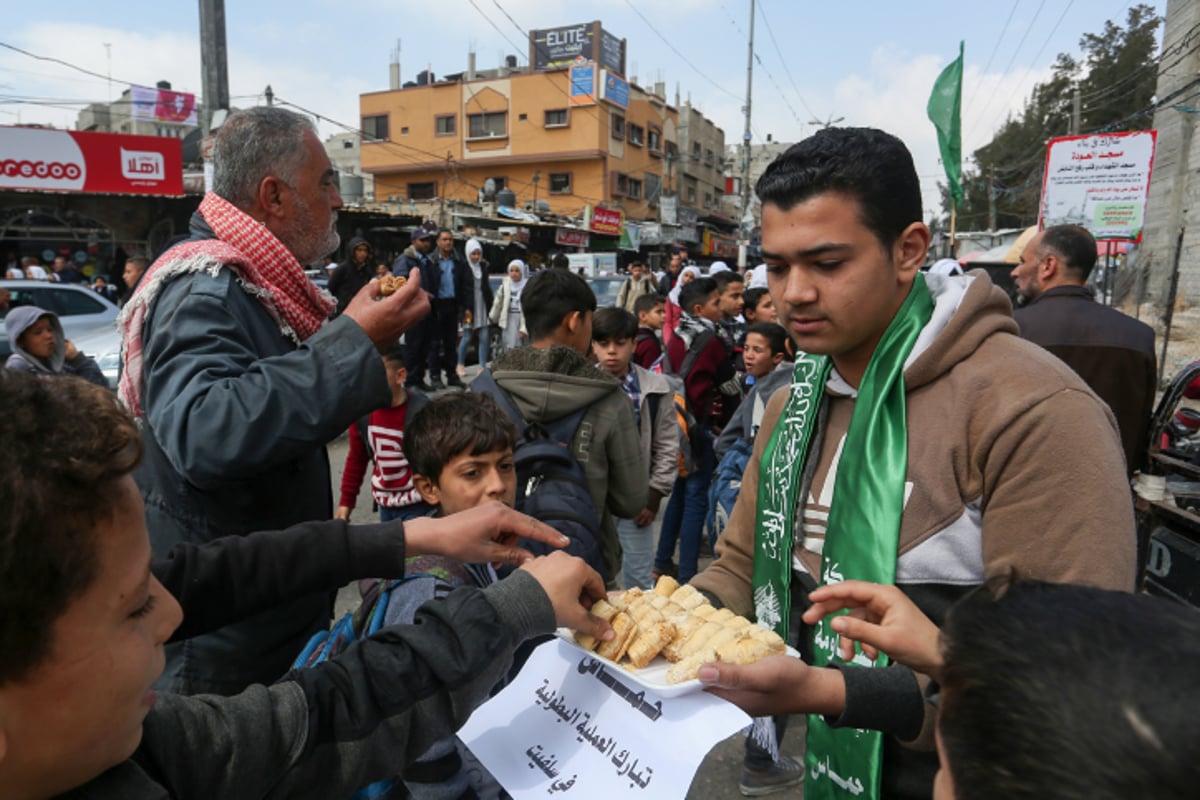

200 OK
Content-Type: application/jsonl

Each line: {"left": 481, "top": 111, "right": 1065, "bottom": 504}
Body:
{"left": 1039, "top": 130, "right": 1157, "bottom": 242}
{"left": 460, "top": 638, "right": 750, "bottom": 799}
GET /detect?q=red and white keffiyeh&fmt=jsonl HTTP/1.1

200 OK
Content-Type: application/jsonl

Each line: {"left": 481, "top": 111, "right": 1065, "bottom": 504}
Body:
{"left": 118, "top": 191, "right": 337, "bottom": 416}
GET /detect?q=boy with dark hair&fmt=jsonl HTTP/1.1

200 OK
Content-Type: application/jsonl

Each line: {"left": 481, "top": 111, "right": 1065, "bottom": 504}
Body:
{"left": 632, "top": 292, "right": 666, "bottom": 369}
{"left": 741, "top": 321, "right": 788, "bottom": 389}
{"left": 337, "top": 343, "right": 431, "bottom": 523}
{"left": 689, "top": 126, "right": 1133, "bottom": 797}
{"left": 705, "top": 577, "right": 1200, "bottom": 800}
{"left": 655, "top": 276, "right": 739, "bottom": 584}
{"left": 742, "top": 287, "right": 777, "bottom": 325}
{"left": 473, "top": 268, "right": 645, "bottom": 586}
{"left": 384, "top": 392, "right": 520, "bottom": 800}
{"left": 712, "top": 270, "right": 747, "bottom": 352}
{"left": 616, "top": 259, "right": 656, "bottom": 313}
{"left": 0, "top": 370, "right": 610, "bottom": 799}
{"left": 592, "top": 307, "right": 678, "bottom": 589}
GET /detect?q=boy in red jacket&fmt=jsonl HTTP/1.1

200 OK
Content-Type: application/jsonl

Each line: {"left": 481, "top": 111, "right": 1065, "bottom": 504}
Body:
{"left": 337, "top": 343, "right": 431, "bottom": 522}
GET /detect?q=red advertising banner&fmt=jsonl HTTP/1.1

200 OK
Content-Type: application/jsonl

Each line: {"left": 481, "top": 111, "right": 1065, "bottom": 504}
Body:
{"left": 590, "top": 205, "right": 624, "bottom": 236}
{"left": 555, "top": 227, "right": 590, "bottom": 248}
{"left": 0, "top": 127, "right": 184, "bottom": 197}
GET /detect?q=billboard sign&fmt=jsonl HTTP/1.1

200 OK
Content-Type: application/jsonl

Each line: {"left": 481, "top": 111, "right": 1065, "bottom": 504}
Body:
{"left": 129, "top": 85, "right": 198, "bottom": 126}
{"left": 600, "top": 70, "right": 629, "bottom": 109}
{"left": 569, "top": 63, "right": 596, "bottom": 106}
{"left": 530, "top": 21, "right": 626, "bottom": 75}
{"left": 0, "top": 127, "right": 184, "bottom": 196}
{"left": 589, "top": 205, "right": 624, "bottom": 236}
{"left": 1040, "top": 130, "right": 1157, "bottom": 242}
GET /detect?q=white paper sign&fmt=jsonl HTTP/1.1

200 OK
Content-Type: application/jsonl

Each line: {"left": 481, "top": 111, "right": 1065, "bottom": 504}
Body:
{"left": 460, "top": 639, "right": 751, "bottom": 799}
{"left": 1039, "top": 131, "right": 1157, "bottom": 241}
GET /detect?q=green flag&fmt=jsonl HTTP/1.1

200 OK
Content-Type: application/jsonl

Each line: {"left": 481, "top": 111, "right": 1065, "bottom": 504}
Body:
{"left": 928, "top": 42, "right": 964, "bottom": 207}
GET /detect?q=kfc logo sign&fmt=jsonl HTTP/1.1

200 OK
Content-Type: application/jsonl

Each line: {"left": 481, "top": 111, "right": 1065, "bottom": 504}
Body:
{"left": 121, "top": 148, "right": 165, "bottom": 182}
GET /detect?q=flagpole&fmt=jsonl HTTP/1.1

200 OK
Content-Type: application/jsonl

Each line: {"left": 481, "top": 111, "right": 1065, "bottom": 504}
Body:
{"left": 949, "top": 204, "right": 957, "bottom": 258}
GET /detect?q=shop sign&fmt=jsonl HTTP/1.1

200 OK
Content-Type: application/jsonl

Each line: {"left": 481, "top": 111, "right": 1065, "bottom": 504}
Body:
{"left": 590, "top": 206, "right": 624, "bottom": 236}
{"left": 600, "top": 70, "right": 629, "bottom": 109}
{"left": 0, "top": 127, "right": 183, "bottom": 196}
{"left": 556, "top": 227, "right": 590, "bottom": 248}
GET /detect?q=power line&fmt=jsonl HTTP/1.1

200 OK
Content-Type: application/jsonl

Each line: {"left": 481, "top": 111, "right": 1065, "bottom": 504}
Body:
{"left": 0, "top": 40, "right": 172, "bottom": 95}
{"left": 618, "top": 0, "right": 743, "bottom": 103}
{"left": 756, "top": 0, "right": 820, "bottom": 120}
{"left": 965, "top": 0, "right": 1048, "bottom": 142}
{"left": 985, "top": 0, "right": 1075, "bottom": 137}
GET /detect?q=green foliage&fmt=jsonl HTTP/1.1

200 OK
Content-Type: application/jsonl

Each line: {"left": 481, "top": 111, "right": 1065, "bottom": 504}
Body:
{"left": 940, "top": 4, "right": 1162, "bottom": 229}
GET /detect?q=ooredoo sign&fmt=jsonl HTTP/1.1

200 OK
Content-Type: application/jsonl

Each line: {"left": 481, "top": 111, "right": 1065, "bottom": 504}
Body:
{"left": 0, "top": 127, "right": 183, "bottom": 196}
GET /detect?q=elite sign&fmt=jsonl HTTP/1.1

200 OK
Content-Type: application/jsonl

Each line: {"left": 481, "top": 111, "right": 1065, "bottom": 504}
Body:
{"left": 0, "top": 127, "right": 184, "bottom": 197}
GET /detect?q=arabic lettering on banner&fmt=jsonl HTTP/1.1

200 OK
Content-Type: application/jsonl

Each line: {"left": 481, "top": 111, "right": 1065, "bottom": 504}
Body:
{"left": 460, "top": 638, "right": 750, "bottom": 799}
{"left": 1039, "top": 131, "right": 1157, "bottom": 242}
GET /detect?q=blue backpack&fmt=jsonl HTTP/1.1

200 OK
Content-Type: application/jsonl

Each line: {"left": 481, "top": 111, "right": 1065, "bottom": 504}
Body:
{"left": 707, "top": 438, "right": 754, "bottom": 548}
{"left": 471, "top": 369, "right": 607, "bottom": 580}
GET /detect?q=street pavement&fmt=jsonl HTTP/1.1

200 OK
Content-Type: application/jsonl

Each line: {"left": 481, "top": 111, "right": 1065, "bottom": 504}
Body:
{"left": 326, "top": 373, "right": 807, "bottom": 799}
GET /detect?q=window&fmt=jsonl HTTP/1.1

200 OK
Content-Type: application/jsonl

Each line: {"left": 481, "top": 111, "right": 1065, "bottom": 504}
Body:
{"left": 627, "top": 177, "right": 643, "bottom": 199}
{"left": 611, "top": 113, "right": 626, "bottom": 139}
{"left": 704, "top": 192, "right": 713, "bottom": 208}
{"left": 691, "top": 141, "right": 701, "bottom": 159}
{"left": 687, "top": 186, "right": 697, "bottom": 203}
{"left": 549, "top": 172, "right": 572, "bottom": 194}
{"left": 705, "top": 148, "right": 714, "bottom": 166}
{"left": 648, "top": 127, "right": 662, "bottom": 155}
{"left": 342, "top": 140, "right": 354, "bottom": 149}
{"left": 645, "top": 173, "right": 662, "bottom": 204}
{"left": 613, "top": 172, "right": 629, "bottom": 197}
{"left": 468, "top": 112, "right": 507, "bottom": 138}
{"left": 400, "top": 126, "right": 410, "bottom": 136}
{"left": 408, "top": 181, "right": 437, "bottom": 200}
{"left": 488, "top": 176, "right": 507, "bottom": 191}
{"left": 362, "top": 114, "right": 389, "bottom": 141}
{"left": 519, "top": 113, "right": 528, "bottom": 121}
{"left": 53, "top": 288, "right": 105, "bottom": 316}
{"left": 435, "top": 115, "right": 456, "bottom": 136}
{"left": 628, "top": 123, "right": 644, "bottom": 147}
{"left": 545, "top": 109, "right": 568, "bottom": 128}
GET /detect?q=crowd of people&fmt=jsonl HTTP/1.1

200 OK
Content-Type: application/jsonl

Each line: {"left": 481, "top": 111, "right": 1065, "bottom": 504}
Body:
{"left": 1, "top": 106, "right": 1195, "bottom": 800}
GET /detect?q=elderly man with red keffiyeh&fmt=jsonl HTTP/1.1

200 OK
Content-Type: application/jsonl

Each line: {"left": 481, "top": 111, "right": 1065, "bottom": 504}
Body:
{"left": 118, "top": 107, "right": 430, "bottom": 697}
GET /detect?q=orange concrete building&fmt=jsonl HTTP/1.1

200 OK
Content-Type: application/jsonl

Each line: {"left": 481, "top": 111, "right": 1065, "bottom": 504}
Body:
{"left": 359, "top": 66, "right": 678, "bottom": 224}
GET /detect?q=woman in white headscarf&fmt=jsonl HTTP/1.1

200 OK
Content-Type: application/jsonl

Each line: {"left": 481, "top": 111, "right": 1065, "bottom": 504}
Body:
{"left": 490, "top": 258, "right": 528, "bottom": 352}
{"left": 456, "top": 238, "right": 494, "bottom": 371}
{"left": 663, "top": 265, "right": 702, "bottom": 347}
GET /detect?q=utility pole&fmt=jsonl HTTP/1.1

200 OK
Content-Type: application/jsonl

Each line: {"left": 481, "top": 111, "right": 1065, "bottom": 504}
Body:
{"left": 987, "top": 165, "right": 997, "bottom": 234}
{"left": 199, "top": 0, "right": 230, "bottom": 134}
{"left": 739, "top": 0, "right": 756, "bottom": 268}
{"left": 1072, "top": 87, "right": 1081, "bottom": 135}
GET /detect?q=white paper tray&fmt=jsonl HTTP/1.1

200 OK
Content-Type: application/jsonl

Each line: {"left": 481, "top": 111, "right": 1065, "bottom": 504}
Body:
{"left": 555, "top": 628, "right": 799, "bottom": 699}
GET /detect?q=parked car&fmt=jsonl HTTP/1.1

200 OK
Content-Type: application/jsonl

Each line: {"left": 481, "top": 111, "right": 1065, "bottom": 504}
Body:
{"left": 1138, "top": 359, "right": 1200, "bottom": 608}
{"left": 588, "top": 275, "right": 626, "bottom": 308}
{"left": 0, "top": 280, "right": 120, "bottom": 362}
{"left": 71, "top": 325, "right": 122, "bottom": 389}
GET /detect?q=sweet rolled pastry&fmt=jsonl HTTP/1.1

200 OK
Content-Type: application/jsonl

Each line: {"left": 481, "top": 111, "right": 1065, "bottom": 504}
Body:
{"left": 378, "top": 274, "right": 407, "bottom": 296}
{"left": 570, "top": 576, "right": 789, "bottom": 683}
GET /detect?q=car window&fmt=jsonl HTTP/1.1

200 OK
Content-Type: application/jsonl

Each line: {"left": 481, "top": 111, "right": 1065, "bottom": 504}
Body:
{"left": 53, "top": 288, "right": 106, "bottom": 316}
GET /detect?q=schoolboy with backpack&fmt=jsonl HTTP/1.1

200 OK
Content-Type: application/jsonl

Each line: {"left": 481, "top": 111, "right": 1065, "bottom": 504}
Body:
{"left": 470, "top": 268, "right": 646, "bottom": 587}
{"left": 654, "top": 277, "right": 740, "bottom": 583}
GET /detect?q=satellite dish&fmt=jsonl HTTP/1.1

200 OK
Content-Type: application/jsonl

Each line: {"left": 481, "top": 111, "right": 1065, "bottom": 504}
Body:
{"left": 483, "top": 178, "right": 497, "bottom": 200}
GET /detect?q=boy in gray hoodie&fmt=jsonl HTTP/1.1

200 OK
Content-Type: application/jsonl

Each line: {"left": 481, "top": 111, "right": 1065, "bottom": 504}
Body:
{"left": 4, "top": 306, "right": 107, "bottom": 387}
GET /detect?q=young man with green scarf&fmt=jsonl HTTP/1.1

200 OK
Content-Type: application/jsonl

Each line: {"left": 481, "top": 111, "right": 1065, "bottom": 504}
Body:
{"left": 688, "top": 127, "right": 1136, "bottom": 800}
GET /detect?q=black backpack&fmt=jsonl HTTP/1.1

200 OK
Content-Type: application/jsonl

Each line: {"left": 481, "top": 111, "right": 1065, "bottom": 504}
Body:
{"left": 471, "top": 370, "right": 607, "bottom": 580}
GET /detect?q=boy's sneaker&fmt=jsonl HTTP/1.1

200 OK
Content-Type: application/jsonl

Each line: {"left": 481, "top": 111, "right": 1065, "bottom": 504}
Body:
{"left": 739, "top": 755, "right": 805, "bottom": 796}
